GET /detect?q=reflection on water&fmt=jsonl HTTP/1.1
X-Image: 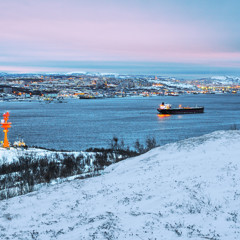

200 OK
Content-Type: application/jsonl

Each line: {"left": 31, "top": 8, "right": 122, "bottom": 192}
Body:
{"left": 157, "top": 114, "right": 171, "bottom": 120}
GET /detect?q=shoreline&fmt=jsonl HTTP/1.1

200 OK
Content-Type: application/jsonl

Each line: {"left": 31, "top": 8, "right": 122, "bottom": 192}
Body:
{"left": 0, "top": 91, "right": 239, "bottom": 103}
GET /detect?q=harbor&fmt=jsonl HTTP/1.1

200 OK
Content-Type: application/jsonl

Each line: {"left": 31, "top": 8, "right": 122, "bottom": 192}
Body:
{"left": 1, "top": 73, "right": 240, "bottom": 103}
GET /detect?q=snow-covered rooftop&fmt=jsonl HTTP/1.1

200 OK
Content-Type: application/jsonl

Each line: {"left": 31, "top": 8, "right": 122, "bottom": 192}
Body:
{"left": 0, "top": 130, "right": 240, "bottom": 239}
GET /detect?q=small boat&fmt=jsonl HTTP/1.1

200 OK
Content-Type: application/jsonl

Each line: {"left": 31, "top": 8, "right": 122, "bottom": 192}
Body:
{"left": 157, "top": 102, "right": 204, "bottom": 114}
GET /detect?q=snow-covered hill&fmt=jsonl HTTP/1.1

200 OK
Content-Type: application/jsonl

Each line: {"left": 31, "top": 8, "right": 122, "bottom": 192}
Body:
{"left": 0, "top": 130, "right": 240, "bottom": 240}
{"left": 210, "top": 76, "right": 240, "bottom": 85}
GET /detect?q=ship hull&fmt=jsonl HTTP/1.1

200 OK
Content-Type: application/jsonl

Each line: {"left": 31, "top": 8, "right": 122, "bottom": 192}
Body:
{"left": 157, "top": 107, "right": 204, "bottom": 114}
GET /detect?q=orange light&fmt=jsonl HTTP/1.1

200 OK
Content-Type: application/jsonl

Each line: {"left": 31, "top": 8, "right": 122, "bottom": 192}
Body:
{"left": 158, "top": 114, "right": 171, "bottom": 119}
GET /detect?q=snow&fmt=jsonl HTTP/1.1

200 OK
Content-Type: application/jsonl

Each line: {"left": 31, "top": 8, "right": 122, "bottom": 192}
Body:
{"left": 0, "top": 147, "right": 83, "bottom": 165}
{"left": 150, "top": 79, "right": 195, "bottom": 89}
{"left": 211, "top": 76, "right": 227, "bottom": 81}
{"left": 210, "top": 76, "right": 240, "bottom": 85}
{"left": 1, "top": 130, "right": 240, "bottom": 239}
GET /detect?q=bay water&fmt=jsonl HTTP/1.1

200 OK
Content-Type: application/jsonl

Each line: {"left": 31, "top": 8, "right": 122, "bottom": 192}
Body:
{"left": 0, "top": 94, "right": 239, "bottom": 151}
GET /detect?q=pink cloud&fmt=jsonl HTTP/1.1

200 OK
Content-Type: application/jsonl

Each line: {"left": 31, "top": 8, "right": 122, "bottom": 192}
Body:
{"left": 0, "top": 0, "right": 239, "bottom": 67}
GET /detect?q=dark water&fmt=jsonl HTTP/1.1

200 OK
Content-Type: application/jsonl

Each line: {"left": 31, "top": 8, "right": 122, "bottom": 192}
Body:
{"left": 0, "top": 94, "right": 239, "bottom": 151}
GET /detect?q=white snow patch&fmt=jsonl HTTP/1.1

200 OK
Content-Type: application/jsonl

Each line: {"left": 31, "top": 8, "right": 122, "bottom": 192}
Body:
{"left": 0, "top": 147, "right": 83, "bottom": 165}
{"left": 211, "top": 76, "right": 227, "bottom": 81}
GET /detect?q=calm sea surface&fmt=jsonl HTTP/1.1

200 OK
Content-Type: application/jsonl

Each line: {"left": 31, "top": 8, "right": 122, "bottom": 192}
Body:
{"left": 0, "top": 94, "right": 239, "bottom": 151}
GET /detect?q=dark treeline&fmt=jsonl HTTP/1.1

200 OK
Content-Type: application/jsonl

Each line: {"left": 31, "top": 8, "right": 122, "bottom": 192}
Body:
{"left": 0, "top": 136, "right": 157, "bottom": 200}
{"left": 0, "top": 153, "right": 87, "bottom": 200}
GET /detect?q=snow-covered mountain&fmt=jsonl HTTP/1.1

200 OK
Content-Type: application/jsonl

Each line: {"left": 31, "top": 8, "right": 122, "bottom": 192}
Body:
{"left": 0, "top": 130, "right": 240, "bottom": 240}
{"left": 210, "top": 76, "right": 240, "bottom": 85}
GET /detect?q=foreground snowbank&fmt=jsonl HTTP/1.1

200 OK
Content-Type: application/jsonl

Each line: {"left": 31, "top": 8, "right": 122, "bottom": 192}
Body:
{"left": 0, "top": 130, "right": 240, "bottom": 240}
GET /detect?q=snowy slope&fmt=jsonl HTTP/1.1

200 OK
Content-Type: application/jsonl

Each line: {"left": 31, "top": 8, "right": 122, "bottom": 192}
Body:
{"left": 0, "top": 147, "right": 53, "bottom": 164}
{"left": 0, "top": 130, "right": 240, "bottom": 240}
{"left": 0, "top": 147, "right": 84, "bottom": 165}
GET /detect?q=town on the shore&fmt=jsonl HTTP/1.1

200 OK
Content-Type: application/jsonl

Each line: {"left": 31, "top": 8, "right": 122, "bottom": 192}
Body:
{"left": 0, "top": 72, "right": 239, "bottom": 101}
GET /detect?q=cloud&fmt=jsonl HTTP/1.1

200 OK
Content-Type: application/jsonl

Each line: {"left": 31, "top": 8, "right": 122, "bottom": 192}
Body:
{"left": 0, "top": 0, "right": 239, "bottom": 67}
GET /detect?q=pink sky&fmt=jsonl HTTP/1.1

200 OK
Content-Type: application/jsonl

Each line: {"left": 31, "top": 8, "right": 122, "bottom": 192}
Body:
{"left": 0, "top": 0, "right": 240, "bottom": 72}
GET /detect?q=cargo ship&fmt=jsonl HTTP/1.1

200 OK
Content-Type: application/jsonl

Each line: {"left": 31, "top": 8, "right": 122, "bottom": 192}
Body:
{"left": 157, "top": 102, "right": 204, "bottom": 114}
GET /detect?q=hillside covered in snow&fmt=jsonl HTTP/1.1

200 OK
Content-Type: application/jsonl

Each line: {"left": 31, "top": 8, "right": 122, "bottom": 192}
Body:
{"left": 0, "top": 130, "right": 240, "bottom": 240}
